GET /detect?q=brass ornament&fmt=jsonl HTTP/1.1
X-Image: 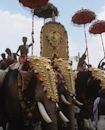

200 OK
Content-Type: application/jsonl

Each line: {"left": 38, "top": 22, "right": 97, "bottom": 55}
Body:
{"left": 29, "top": 56, "right": 58, "bottom": 102}
{"left": 91, "top": 67, "right": 105, "bottom": 88}
{"left": 17, "top": 78, "right": 35, "bottom": 119}
{"left": 53, "top": 58, "right": 75, "bottom": 94}
{"left": 46, "top": 31, "right": 62, "bottom": 49}
{"left": 40, "top": 22, "right": 69, "bottom": 59}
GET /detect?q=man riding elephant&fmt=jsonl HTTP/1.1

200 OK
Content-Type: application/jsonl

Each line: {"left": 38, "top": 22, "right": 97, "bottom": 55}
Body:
{"left": 0, "top": 56, "right": 69, "bottom": 130}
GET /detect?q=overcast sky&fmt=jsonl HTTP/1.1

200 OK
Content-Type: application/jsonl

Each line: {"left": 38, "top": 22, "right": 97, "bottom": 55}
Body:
{"left": 0, "top": 0, "right": 105, "bottom": 69}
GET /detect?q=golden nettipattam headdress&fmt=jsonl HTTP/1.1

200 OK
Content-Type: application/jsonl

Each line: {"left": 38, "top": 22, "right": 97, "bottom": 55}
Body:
{"left": 29, "top": 56, "right": 58, "bottom": 102}
{"left": 91, "top": 67, "right": 105, "bottom": 88}
{"left": 53, "top": 58, "right": 75, "bottom": 94}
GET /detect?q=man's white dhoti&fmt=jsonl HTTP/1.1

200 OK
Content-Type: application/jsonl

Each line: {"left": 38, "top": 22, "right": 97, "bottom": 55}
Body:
{"left": 97, "top": 115, "right": 105, "bottom": 130}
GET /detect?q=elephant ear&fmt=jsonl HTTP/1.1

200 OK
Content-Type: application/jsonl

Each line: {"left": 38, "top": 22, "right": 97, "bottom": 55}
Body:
{"left": 53, "top": 58, "right": 75, "bottom": 94}
{"left": 18, "top": 70, "right": 33, "bottom": 91}
{"left": 28, "top": 56, "right": 59, "bottom": 102}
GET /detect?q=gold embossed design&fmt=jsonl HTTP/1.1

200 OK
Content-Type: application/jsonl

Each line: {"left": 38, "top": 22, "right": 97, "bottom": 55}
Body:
{"left": 40, "top": 22, "right": 69, "bottom": 59}
{"left": 29, "top": 56, "right": 58, "bottom": 102}
{"left": 46, "top": 31, "right": 62, "bottom": 48}
{"left": 91, "top": 67, "right": 105, "bottom": 88}
{"left": 53, "top": 58, "right": 75, "bottom": 94}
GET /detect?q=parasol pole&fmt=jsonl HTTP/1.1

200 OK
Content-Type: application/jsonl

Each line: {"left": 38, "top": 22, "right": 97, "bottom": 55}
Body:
{"left": 84, "top": 24, "right": 89, "bottom": 64}
{"left": 100, "top": 34, "right": 105, "bottom": 57}
{"left": 52, "top": 11, "right": 55, "bottom": 22}
{"left": 44, "top": 18, "right": 46, "bottom": 24}
{"left": 31, "top": 9, "right": 35, "bottom": 56}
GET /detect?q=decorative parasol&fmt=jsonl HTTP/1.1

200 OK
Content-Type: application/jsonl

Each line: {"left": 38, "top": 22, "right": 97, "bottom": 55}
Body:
{"left": 89, "top": 20, "right": 105, "bottom": 57}
{"left": 34, "top": 3, "right": 59, "bottom": 21}
{"left": 18, "top": 0, "right": 49, "bottom": 55}
{"left": 19, "top": 0, "right": 49, "bottom": 9}
{"left": 72, "top": 8, "right": 96, "bottom": 64}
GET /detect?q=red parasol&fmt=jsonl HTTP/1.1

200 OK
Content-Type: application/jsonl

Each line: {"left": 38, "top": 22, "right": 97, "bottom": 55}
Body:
{"left": 89, "top": 20, "right": 105, "bottom": 57}
{"left": 89, "top": 20, "right": 105, "bottom": 34}
{"left": 19, "top": 0, "right": 49, "bottom": 9}
{"left": 72, "top": 8, "right": 96, "bottom": 64}
{"left": 72, "top": 9, "right": 96, "bottom": 24}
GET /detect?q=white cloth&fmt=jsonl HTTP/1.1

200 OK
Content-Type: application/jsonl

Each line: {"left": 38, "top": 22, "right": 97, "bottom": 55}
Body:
{"left": 97, "top": 115, "right": 105, "bottom": 130}
{"left": 93, "top": 97, "right": 100, "bottom": 129}
{"left": 84, "top": 118, "right": 95, "bottom": 130}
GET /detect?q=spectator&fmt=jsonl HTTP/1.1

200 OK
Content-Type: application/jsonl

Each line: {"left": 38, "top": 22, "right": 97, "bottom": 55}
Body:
{"left": 5, "top": 48, "right": 16, "bottom": 65}
{"left": 0, "top": 53, "right": 7, "bottom": 69}
{"left": 77, "top": 49, "right": 88, "bottom": 71}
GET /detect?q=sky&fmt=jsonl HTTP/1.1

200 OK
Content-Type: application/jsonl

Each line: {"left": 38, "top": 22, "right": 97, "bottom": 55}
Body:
{"left": 0, "top": 0, "right": 105, "bottom": 69}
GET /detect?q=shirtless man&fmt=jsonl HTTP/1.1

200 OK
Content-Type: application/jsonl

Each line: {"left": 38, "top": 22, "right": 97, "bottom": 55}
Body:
{"left": 16, "top": 37, "right": 32, "bottom": 64}
{"left": 16, "top": 36, "right": 32, "bottom": 56}
{"left": 77, "top": 49, "right": 88, "bottom": 71}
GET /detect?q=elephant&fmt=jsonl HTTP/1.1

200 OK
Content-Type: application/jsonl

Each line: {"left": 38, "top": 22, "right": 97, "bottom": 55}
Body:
{"left": 0, "top": 69, "right": 9, "bottom": 130}
{"left": 51, "top": 58, "right": 83, "bottom": 130}
{"left": 0, "top": 56, "right": 69, "bottom": 130}
{"left": 75, "top": 69, "right": 102, "bottom": 130}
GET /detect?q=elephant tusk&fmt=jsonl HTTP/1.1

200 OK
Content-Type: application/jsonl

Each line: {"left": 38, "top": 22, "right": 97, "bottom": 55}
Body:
{"left": 0, "top": 127, "right": 3, "bottom": 130}
{"left": 56, "top": 103, "right": 69, "bottom": 123}
{"left": 37, "top": 102, "right": 52, "bottom": 123}
{"left": 61, "top": 94, "right": 71, "bottom": 105}
{"left": 59, "top": 111, "right": 69, "bottom": 123}
{"left": 72, "top": 96, "right": 83, "bottom": 106}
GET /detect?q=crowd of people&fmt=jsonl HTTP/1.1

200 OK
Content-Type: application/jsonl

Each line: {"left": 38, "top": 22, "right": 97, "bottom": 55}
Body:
{"left": 0, "top": 36, "right": 32, "bottom": 70}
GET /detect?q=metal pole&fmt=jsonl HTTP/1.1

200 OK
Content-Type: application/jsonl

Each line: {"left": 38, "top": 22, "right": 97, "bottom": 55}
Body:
{"left": 100, "top": 34, "right": 105, "bottom": 57}
{"left": 84, "top": 24, "right": 89, "bottom": 64}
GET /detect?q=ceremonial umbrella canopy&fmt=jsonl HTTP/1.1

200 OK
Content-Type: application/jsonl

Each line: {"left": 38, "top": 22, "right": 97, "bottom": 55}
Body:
{"left": 34, "top": 3, "right": 59, "bottom": 21}
{"left": 89, "top": 20, "right": 105, "bottom": 57}
{"left": 18, "top": 0, "right": 49, "bottom": 55}
{"left": 72, "top": 8, "right": 96, "bottom": 63}
{"left": 19, "top": 0, "right": 49, "bottom": 9}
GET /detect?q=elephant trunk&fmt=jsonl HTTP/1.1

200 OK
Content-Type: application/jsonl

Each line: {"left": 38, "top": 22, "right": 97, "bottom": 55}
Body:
{"left": 37, "top": 102, "right": 52, "bottom": 123}
{"left": 56, "top": 103, "right": 69, "bottom": 123}
{"left": 61, "top": 94, "right": 71, "bottom": 105}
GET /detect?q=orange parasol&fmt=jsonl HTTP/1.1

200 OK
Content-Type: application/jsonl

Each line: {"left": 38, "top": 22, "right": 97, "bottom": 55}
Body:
{"left": 89, "top": 20, "right": 105, "bottom": 57}
{"left": 72, "top": 8, "right": 96, "bottom": 64}
{"left": 19, "top": 0, "right": 49, "bottom": 9}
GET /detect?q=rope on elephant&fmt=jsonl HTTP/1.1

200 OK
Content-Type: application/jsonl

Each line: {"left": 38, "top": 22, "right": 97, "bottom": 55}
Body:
{"left": 52, "top": 58, "right": 75, "bottom": 94}
{"left": 28, "top": 56, "right": 59, "bottom": 102}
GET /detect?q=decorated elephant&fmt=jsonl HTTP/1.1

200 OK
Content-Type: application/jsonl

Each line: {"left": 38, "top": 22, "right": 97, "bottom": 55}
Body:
{"left": 0, "top": 56, "right": 69, "bottom": 130}
{"left": 51, "top": 58, "right": 83, "bottom": 130}
{"left": 75, "top": 68, "right": 102, "bottom": 130}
